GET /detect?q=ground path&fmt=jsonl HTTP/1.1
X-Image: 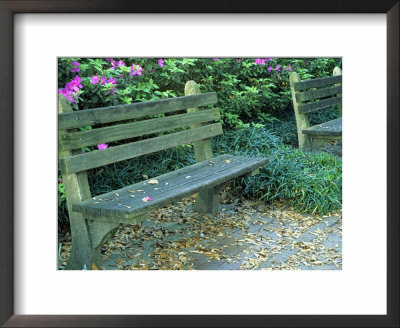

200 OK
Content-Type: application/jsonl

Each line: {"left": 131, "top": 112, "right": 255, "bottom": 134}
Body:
{"left": 59, "top": 194, "right": 342, "bottom": 270}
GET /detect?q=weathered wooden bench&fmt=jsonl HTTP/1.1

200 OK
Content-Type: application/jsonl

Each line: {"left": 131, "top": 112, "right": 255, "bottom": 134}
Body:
{"left": 58, "top": 81, "right": 268, "bottom": 270}
{"left": 289, "top": 67, "right": 342, "bottom": 150}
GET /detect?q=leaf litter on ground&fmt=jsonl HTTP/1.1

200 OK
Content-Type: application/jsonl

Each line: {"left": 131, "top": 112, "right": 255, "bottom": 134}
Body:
{"left": 58, "top": 187, "right": 342, "bottom": 271}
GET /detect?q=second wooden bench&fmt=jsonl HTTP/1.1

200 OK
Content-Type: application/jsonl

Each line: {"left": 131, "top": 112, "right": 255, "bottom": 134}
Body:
{"left": 289, "top": 67, "right": 342, "bottom": 150}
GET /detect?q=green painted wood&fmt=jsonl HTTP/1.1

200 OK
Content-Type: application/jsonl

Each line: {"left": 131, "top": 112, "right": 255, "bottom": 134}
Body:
{"left": 289, "top": 72, "right": 311, "bottom": 150}
{"left": 303, "top": 118, "right": 342, "bottom": 137}
{"left": 295, "top": 85, "right": 342, "bottom": 102}
{"left": 185, "top": 81, "right": 214, "bottom": 162}
{"left": 58, "top": 92, "right": 218, "bottom": 130}
{"left": 298, "top": 96, "right": 342, "bottom": 114}
{"left": 333, "top": 67, "right": 343, "bottom": 116}
{"left": 185, "top": 81, "right": 216, "bottom": 213}
{"left": 59, "top": 95, "right": 102, "bottom": 270}
{"left": 60, "top": 123, "right": 223, "bottom": 175}
{"left": 293, "top": 75, "right": 342, "bottom": 91}
{"left": 60, "top": 108, "right": 221, "bottom": 151}
{"left": 72, "top": 155, "right": 268, "bottom": 221}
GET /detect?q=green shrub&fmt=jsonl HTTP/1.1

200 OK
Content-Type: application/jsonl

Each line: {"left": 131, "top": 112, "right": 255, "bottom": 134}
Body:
{"left": 58, "top": 57, "right": 341, "bottom": 128}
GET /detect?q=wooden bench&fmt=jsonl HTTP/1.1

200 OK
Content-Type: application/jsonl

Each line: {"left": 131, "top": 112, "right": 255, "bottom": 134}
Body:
{"left": 58, "top": 81, "right": 268, "bottom": 270}
{"left": 289, "top": 67, "right": 342, "bottom": 150}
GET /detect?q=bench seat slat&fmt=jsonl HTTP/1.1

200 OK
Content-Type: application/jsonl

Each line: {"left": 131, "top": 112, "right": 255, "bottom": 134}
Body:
{"left": 303, "top": 118, "right": 342, "bottom": 137}
{"left": 60, "top": 108, "right": 221, "bottom": 151}
{"left": 60, "top": 123, "right": 223, "bottom": 175}
{"left": 58, "top": 92, "right": 218, "bottom": 130}
{"left": 72, "top": 154, "right": 268, "bottom": 221}
{"left": 298, "top": 96, "right": 342, "bottom": 114}
{"left": 296, "top": 85, "right": 342, "bottom": 102}
{"left": 293, "top": 75, "right": 342, "bottom": 91}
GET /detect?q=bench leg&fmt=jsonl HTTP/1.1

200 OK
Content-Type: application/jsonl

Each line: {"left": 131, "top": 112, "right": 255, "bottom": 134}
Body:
{"left": 87, "top": 221, "right": 120, "bottom": 268}
{"left": 65, "top": 215, "right": 119, "bottom": 270}
{"left": 194, "top": 188, "right": 220, "bottom": 214}
{"left": 310, "top": 137, "right": 329, "bottom": 150}
{"left": 194, "top": 183, "right": 228, "bottom": 214}
{"left": 64, "top": 212, "right": 95, "bottom": 270}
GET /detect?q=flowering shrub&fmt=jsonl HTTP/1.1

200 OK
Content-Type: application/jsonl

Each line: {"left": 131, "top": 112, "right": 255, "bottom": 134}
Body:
{"left": 58, "top": 57, "right": 341, "bottom": 126}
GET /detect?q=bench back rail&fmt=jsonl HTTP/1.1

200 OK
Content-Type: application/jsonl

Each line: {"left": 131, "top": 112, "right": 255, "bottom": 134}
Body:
{"left": 59, "top": 92, "right": 221, "bottom": 175}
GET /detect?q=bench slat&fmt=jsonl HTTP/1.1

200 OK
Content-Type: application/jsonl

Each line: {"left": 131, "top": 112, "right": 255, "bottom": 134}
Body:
{"left": 296, "top": 85, "right": 342, "bottom": 102}
{"left": 59, "top": 108, "right": 221, "bottom": 151}
{"left": 293, "top": 75, "right": 342, "bottom": 91}
{"left": 298, "top": 96, "right": 342, "bottom": 114}
{"left": 72, "top": 154, "right": 268, "bottom": 221}
{"left": 303, "top": 118, "right": 342, "bottom": 137}
{"left": 58, "top": 92, "right": 218, "bottom": 130}
{"left": 60, "top": 123, "right": 223, "bottom": 175}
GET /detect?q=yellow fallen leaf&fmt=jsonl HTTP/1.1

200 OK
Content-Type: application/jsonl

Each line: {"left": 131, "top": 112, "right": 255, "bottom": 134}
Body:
{"left": 225, "top": 159, "right": 231, "bottom": 163}
{"left": 92, "top": 262, "right": 98, "bottom": 270}
{"left": 116, "top": 258, "right": 124, "bottom": 264}
{"left": 148, "top": 179, "right": 159, "bottom": 184}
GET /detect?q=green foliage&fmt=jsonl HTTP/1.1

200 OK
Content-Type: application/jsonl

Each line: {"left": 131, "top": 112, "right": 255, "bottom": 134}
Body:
{"left": 58, "top": 57, "right": 341, "bottom": 128}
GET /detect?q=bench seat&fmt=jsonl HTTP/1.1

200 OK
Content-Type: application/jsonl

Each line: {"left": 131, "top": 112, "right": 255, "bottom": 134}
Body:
{"left": 72, "top": 154, "right": 268, "bottom": 223}
{"left": 303, "top": 117, "right": 342, "bottom": 137}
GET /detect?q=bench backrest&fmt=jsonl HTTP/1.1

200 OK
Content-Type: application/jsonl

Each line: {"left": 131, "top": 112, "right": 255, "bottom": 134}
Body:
{"left": 58, "top": 84, "right": 221, "bottom": 175}
{"left": 289, "top": 68, "right": 342, "bottom": 116}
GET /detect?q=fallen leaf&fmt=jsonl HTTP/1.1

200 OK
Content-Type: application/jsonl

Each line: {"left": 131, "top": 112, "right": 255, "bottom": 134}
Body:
{"left": 148, "top": 179, "right": 159, "bottom": 184}
{"left": 186, "top": 176, "right": 191, "bottom": 179}
{"left": 142, "top": 196, "right": 153, "bottom": 202}
{"left": 225, "top": 160, "right": 231, "bottom": 163}
{"left": 92, "top": 262, "right": 98, "bottom": 270}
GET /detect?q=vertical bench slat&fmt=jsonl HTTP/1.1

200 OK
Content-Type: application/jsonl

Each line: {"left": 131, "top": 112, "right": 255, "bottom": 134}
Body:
{"left": 58, "top": 92, "right": 218, "bottom": 130}
{"left": 59, "top": 108, "right": 221, "bottom": 151}
{"left": 60, "top": 123, "right": 223, "bottom": 175}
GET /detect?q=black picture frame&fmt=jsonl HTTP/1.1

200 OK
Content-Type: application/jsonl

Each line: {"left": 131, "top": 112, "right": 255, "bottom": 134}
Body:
{"left": 0, "top": 1, "right": 398, "bottom": 327}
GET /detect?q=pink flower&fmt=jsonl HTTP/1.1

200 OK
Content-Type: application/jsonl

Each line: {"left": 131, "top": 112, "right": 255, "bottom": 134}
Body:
{"left": 106, "top": 58, "right": 113, "bottom": 62}
{"left": 235, "top": 58, "right": 242, "bottom": 62}
{"left": 158, "top": 59, "right": 164, "bottom": 67}
{"left": 265, "top": 57, "right": 272, "bottom": 62}
{"left": 97, "top": 143, "right": 108, "bottom": 150}
{"left": 91, "top": 75, "right": 100, "bottom": 84}
{"left": 107, "top": 78, "right": 116, "bottom": 85}
{"left": 255, "top": 58, "right": 265, "bottom": 65}
{"left": 100, "top": 76, "right": 107, "bottom": 84}
{"left": 117, "top": 60, "right": 125, "bottom": 67}
{"left": 130, "top": 64, "right": 143, "bottom": 76}
{"left": 58, "top": 179, "right": 62, "bottom": 183}
{"left": 267, "top": 66, "right": 273, "bottom": 72}
{"left": 110, "top": 60, "right": 117, "bottom": 69}
{"left": 287, "top": 64, "right": 292, "bottom": 71}
{"left": 70, "top": 61, "right": 80, "bottom": 73}
{"left": 213, "top": 58, "right": 220, "bottom": 61}
{"left": 276, "top": 64, "right": 281, "bottom": 72}
{"left": 58, "top": 75, "right": 83, "bottom": 103}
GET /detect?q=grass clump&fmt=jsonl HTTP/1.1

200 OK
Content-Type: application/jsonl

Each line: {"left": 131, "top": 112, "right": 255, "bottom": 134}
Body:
{"left": 215, "top": 127, "right": 342, "bottom": 215}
